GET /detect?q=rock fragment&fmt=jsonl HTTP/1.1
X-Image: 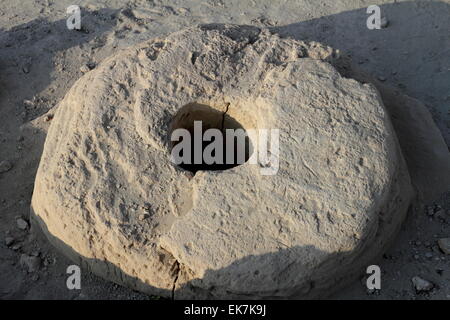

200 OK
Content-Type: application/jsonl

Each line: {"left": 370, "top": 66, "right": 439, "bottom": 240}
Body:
{"left": 23, "top": 99, "right": 34, "bottom": 109}
{"left": 138, "top": 213, "right": 149, "bottom": 221}
{"left": 411, "top": 276, "right": 434, "bottom": 293}
{"left": 11, "top": 244, "right": 21, "bottom": 251}
{"left": 437, "top": 238, "right": 450, "bottom": 254}
{"left": 80, "top": 62, "right": 96, "bottom": 73}
{"left": 16, "top": 218, "right": 29, "bottom": 230}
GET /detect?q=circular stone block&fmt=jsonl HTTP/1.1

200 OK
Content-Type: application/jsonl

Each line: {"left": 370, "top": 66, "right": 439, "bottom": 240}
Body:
{"left": 31, "top": 24, "right": 413, "bottom": 299}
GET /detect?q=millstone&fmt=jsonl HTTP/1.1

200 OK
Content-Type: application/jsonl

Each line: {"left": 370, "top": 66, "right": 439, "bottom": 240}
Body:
{"left": 31, "top": 24, "right": 413, "bottom": 299}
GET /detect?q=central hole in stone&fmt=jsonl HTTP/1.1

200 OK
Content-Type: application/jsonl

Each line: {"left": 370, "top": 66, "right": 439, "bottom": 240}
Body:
{"left": 169, "top": 102, "right": 253, "bottom": 174}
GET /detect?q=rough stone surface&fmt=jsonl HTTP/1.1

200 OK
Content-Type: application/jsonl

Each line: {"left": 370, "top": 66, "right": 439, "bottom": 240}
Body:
{"left": 31, "top": 24, "right": 414, "bottom": 299}
{"left": 335, "top": 60, "right": 450, "bottom": 203}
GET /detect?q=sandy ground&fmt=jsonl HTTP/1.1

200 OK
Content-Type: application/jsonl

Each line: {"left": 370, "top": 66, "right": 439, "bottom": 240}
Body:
{"left": 0, "top": 0, "right": 449, "bottom": 300}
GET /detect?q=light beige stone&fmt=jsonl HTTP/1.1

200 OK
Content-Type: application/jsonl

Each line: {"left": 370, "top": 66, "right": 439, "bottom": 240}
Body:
{"left": 31, "top": 24, "right": 415, "bottom": 299}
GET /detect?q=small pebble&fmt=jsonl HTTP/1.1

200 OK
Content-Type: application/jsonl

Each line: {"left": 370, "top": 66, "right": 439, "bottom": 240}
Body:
{"left": 380, "top": 17, "right": 389, "bottom": 28}
{"left": 16, "top": 218, "right": 29, "bottom": 230}
{"left": 80, "top": 62, "right": 96, "bottom": 73}
{"left": 23, "top": 99, "right": 34, "bottom": 108}
{"left": 138, "top": 213, "right": 149, "bottom": 221}
{"left": 437, "top": 238, "right": 450, "bottom": 254}
{"left": 177, "top": 7, "right": 190, "bottom": 15}
{"left": 411, "top": 276, "right": 433, "bottom": 292}
{"left": 80, "top": 65, "right": 90, "bottom": 73}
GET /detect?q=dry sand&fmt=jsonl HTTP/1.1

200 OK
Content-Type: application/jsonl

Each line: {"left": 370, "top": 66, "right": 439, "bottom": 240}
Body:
{"left": 0, "top": 0, "right": 449, "bottom": 299}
